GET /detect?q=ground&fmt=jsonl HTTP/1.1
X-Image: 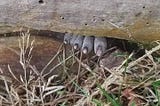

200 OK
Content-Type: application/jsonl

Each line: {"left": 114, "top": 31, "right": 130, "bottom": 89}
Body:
{"left": 0, "top": 31, "right": 160, "bottom": 106}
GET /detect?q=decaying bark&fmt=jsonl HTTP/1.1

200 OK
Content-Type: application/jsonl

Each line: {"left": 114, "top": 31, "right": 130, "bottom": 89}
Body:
{"left": 0, "top": 0, "right": 160, "bottom": 42}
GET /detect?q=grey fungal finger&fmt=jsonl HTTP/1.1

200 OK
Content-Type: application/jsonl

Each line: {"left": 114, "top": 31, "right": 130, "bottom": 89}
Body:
{"left": 94, "top": 37, "right": 107, "bottom": 56}
{"left": 73, "top": 35, "right": 84, "bottom": 50}
{"left": 82, "top": 36, "right": 94, "bottom": 54}
{"left": 70, "top": 35, "right": 77, "bottom": 46}
{"left": 64, "top": 33, "right": 72, "bottom": 44}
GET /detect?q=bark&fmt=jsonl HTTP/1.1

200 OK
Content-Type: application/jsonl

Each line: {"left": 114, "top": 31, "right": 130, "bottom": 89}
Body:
{"left": 0, "top": 0, "right": 160, "bottom": 42}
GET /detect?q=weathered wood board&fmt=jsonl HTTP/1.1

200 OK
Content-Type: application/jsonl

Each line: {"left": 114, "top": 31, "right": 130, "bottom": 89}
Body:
{"left": 0, "top": 35, "right": 63, "bottom": 81}
{"left": 0, "top": 0, "right": 160, "bottom": 43}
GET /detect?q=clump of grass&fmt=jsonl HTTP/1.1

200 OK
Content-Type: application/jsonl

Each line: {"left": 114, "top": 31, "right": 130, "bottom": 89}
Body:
{"left": 1, "top": 31, "right": 160, "bottom": 106}
{"left": 0, "top": 31, "right": 65, "bottom": 105}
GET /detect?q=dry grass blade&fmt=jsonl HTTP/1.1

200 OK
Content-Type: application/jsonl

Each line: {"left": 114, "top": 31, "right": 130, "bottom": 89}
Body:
{"left": 1, "top": 75, "right": 13, "bottom": 105}
{"left": 41, "top": 44, "right": 63, "bottom": 76}
{"left": 42, "top": 51, "right": 79, "bottom": 78}
{"left": 127, "top": 43, "right": 160, "bottom": 70}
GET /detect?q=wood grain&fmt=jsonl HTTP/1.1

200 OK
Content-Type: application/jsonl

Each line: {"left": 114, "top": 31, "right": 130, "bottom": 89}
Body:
{"left": 0, "top": 0, "right": 160, "bottom": 42}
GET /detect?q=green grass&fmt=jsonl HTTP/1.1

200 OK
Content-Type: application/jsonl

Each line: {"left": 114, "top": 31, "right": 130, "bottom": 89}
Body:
{"left": 152, "top": 80, "right": 160, "bottom": 106}
{"left": 98, "top": 85, "right": 121, "bottom": 106}
{"left": 92, "top": 99, "right": 103, "bottom": 106}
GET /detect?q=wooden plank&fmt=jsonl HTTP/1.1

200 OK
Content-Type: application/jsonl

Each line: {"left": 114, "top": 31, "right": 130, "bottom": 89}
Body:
{"left": 0, "top": 35, "right": 63, "bottom": 80}
{"left": 0, "top": 0, "right": 160, "bottom": 42}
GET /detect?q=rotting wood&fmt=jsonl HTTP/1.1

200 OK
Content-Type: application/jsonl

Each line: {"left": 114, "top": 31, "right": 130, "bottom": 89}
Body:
{"left": 0, "top": 0, "right": 160, "bottom": 43}
{"left": 0, "top": 35, "right": 63, "bottom": 80}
